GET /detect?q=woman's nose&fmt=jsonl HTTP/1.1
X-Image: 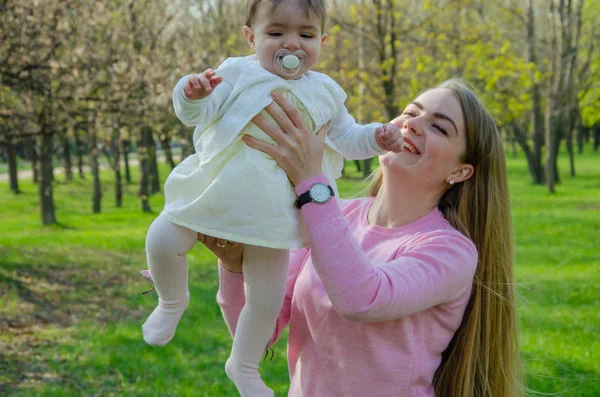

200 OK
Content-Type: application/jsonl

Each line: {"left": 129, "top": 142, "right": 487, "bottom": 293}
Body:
{"left": 403, "top": 117, "right": 423, "bottom": 135}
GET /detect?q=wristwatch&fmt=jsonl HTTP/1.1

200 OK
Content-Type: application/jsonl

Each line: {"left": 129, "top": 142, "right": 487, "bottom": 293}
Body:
{"left": 295, "top": 183, "right": 335, "bottom": 209}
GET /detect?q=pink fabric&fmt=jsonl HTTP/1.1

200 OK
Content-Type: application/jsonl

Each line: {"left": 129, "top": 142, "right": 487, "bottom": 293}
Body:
{"left": 217, "top": 174, "right": 478, "bottom": 397}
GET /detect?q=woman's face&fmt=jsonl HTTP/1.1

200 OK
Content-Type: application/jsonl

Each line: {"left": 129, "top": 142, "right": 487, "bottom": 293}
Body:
{"left": 380, "top": 88, "right": 469, "bottom": 187}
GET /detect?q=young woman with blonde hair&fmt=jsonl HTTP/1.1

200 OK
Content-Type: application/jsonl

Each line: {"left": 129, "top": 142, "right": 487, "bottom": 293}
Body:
{"left": 201, "top": 78, "right": 523, "bottom": 397}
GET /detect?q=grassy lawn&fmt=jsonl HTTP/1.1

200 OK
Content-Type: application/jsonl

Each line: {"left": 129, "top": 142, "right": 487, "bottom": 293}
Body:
{"left": 1, "top": 148, "right": 599, "bottom": 396}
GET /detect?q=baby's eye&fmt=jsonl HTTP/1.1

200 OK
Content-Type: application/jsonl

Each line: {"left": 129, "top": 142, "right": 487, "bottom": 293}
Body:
{"left": 300, "top": 34, "right": 314, "bottom": 39}
{"left": 269, "top": 32, "right": 282, "bottom": 37}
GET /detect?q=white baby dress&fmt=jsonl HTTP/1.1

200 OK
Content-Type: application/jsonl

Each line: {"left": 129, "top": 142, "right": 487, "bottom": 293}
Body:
{"left": 162, "top": 55, "right": 384, "bottom": 248}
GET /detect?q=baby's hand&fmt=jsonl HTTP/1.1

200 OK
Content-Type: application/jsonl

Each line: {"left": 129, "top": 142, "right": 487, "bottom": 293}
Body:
{"left": 183, "top": 69, "right": 223, "bottom": 100}
{"left": 375, "top": 123, "right": 404, "bottom": 153}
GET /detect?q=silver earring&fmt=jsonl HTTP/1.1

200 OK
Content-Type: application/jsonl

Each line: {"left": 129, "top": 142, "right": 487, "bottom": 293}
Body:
{"left": 449, "top": 179, "right": 455, "bottom": 185}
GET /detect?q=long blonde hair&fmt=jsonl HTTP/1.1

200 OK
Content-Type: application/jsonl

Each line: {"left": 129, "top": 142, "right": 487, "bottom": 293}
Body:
{"left": 368, "top": 79, "right": 523, "bottom": 397}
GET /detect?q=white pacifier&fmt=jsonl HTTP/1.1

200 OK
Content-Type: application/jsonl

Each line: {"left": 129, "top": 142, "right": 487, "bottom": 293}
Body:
{"left": 274, "top": 48, "right": 306, "bottom": 78}
{"left": 283, "top": 55, "right": 300, "bottom": 69}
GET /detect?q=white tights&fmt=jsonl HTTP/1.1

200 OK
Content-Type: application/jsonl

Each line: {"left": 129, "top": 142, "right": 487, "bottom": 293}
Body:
{"left": 142, "top": 215, "right": 288, "bottom": 397}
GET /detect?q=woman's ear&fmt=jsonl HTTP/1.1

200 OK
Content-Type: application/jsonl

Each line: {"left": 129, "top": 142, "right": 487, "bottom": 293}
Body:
{"left": 242, "top": 26, "right": 255, "bottom": 48}
{"left": 449, "top": 164, "right": 474, "bottom": 184}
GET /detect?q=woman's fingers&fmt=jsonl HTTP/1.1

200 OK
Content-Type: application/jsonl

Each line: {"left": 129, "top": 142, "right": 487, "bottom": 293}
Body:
{"left": 197, "top": 233, "right": 244, "bottom": 272}
{"left": 251, "top": 113, "right": 291, "bottom": 147}
{"left": 197, "top": 233, "right": 236, "bottom": 252}
{"left": 262, "top": 100, "right": 299, "bottom": 139}
{"left": 242, "top": 135, "right": 280, "bottom": 159}
{"left": 271, "top": 92, "right": 305, "bottom": 132}
{"left": 315, "top": 122, "right": 329, "bottom": 141}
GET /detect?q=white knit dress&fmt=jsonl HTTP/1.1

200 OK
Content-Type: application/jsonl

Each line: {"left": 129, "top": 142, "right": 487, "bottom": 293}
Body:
{"left": 162, "top": 55, "right": 384, "bottom": 249}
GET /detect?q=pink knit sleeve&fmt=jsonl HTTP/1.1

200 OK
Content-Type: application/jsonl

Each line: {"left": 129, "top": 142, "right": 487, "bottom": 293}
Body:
{"left": 295, "top": 174, "right": 478, "bottom": 323}
{"left": 216, "top": 248, "right": 309, "bottom": 342}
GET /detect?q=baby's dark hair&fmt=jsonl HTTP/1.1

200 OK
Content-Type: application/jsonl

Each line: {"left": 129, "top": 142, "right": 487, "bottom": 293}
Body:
{"left": 245, "top": 0, "right": 327, "bottom": 31}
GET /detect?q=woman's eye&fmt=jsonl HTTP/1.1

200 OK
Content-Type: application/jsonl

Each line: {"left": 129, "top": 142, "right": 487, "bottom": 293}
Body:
{"left": 403, "top": 111, "right": 416, "bottom": 117}
{"left": 433, "top": 124, "right": 448, "bottom": 135}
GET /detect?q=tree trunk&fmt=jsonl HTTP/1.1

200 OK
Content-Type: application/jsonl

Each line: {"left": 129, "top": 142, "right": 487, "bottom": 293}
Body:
{"left": 138, "top": 126, "right": 152, "bottom": 212}
{"left": 357, "top": 0, "right": 366, "bottom": 178}
{"left": 90, "top": 143, "right": 102, "bottom": 214}
{"left": 566, "top": 108, "right": 577, "bottom": 177}
{"left": 374, "top": 0, "right": 399, "bottom": 121}
{"left": 122, "top": 138, "right": 132, "bottom": 183}
{"left": 148, "top": 131, "right": 160, "bottom": 194}
{"left": 74, "top": 126, "right": 85, "bottom": 179}
{"left": 576, "top": 122, "right": 586, "bottom": 154}
{"left": 511, "top": 122, "right": 542, "bottom": 183}
{"left": 594, "top": 124, "right": 600, "bottom": 152}
{"left": 88, "top": 113, "right": 102, "bottom": 214}
{"left": 159, "top": 127, "right": 176, "bottom": 169}
{"left": 5, "top": 139, "right": 20, "bottom": 194}
{"left": 509, "top": 128, "right": 517, "bottom": 158}
{"left": 546, "top": 113, "right": 565, "bottom": 193}
{"left": 38, "top": 129, "right": 56, "bottom": 225}
{"left": 112, "top": 117, "right": 123, "bottom": 208}
{"left": 363, "top": 158, "right": 373, "bottom": 176}
{"left": 27, "top": 137, "right": 39, "bottom": 184}
{"left": 49, "top": 128, "right": 55, "bottom": 183}
{"left": 548, "top": 116, "right": 562, "bottom": 185}
{"left": 528, "top": 0, "right": 545, "bottom": 185}
{"left": 354, "top": 160, "right": 362, "bottom": 172}
{"left": 61, "top": 132, "right": 73, "bottom": 181}
{"left": 544, "top": 101, "right": 555, "bottom": 194}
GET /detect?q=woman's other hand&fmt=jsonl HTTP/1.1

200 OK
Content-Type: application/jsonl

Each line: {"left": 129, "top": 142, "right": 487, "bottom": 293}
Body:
{"left": 243, "top": 92, "right": 327, "bottom": 186}
{"left": 197, "top": 233, "right": 243, "bottom": 273}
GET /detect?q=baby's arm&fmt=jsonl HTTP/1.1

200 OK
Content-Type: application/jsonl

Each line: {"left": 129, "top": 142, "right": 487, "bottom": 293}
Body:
{"left": 172, "top": 69, "right": 232, "bottom": 127}
{"left": 326, "top": 105, "right": 387, "bottom": 160}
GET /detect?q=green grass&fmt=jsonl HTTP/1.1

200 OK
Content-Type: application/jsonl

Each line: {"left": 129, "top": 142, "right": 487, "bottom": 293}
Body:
{"left": 1, "top": 147, "right": 599, "bottom": 396}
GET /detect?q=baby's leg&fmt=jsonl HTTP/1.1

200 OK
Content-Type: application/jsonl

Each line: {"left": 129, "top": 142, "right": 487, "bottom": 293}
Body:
{"left": 225, "top": 245, "right": 289, "bottom": 397}
{"left": 142, "top": 214, "right": 197, "bottom": 346}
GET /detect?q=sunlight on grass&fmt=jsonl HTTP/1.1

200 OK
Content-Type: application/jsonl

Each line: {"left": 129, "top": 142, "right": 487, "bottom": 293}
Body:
{"left": 1, "top": 148, "right": 599, "bottom": 396}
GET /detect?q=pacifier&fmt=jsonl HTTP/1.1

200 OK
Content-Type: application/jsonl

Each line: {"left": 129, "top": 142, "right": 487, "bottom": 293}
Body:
{"left": 274, "top": 48, "right": 306, "bottom": 78}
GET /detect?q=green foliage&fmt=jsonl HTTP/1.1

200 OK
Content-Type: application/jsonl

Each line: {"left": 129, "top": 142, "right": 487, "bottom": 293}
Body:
{"left": 320, "top": 0, "right": 543, "bottom": 124}
{"left": 1, "top": 148, "right": 599, "bottom": 395}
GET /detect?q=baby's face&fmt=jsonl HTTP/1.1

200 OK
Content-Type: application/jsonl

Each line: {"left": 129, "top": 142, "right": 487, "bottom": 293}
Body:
{"left": 243, "top": 0, "right": 327, "bottom": 80}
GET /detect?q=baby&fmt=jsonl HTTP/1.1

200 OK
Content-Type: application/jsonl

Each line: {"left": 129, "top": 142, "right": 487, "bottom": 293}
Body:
{"left": 141, "top": 0, "right": 402, "bottom": 396}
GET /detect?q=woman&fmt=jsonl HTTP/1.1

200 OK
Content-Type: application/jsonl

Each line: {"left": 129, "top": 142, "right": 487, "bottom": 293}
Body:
{"left": 200, "top": 79, "right": 523, "bottom": 396}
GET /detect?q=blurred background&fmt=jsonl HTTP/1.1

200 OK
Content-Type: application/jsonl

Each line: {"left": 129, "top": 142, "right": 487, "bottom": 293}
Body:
{"left": 1, "top": 0, "right": 599, "bottom": 396}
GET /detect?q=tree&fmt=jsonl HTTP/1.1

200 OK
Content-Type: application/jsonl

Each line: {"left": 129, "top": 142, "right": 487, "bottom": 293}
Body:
{"left": 0, "top": 1, "right": 74, "bottom": 224}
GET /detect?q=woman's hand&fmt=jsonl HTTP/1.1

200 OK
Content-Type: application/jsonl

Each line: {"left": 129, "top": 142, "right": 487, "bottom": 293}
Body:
{"left": 243, "top": 92, "right": 328, "bottom": 186}
{"left": 197, "top": 233, "right": 243, "bottom": 274}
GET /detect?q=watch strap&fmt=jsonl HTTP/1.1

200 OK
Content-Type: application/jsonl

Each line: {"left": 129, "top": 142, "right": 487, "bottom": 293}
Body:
{"left": 294, "top": 184, "right": 334, "bottom": 209}
{"left": 294, "top": 191, "right": 312, "bottom": 209}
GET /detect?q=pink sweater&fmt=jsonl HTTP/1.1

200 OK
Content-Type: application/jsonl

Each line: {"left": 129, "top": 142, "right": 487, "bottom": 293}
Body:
{"left": 217, "top": 174, "right": 478, "bottom": 397}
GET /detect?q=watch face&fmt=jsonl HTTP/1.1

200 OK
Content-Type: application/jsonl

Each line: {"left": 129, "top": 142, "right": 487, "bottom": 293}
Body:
{"left": 310, "top": 183, "right": 331, "bottom": 203}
